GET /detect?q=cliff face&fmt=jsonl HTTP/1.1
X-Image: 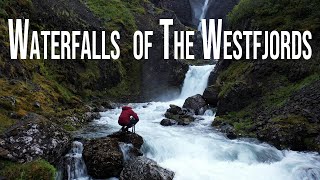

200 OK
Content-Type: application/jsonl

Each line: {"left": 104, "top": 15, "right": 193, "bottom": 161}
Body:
{"left": 205, "top": 0, "right": 239, "bottom": 28}
{"left": 0, "top": 0, "right": 191, "bottom": 130}
{"left": 0, "top": 0, "right": 192, "bottom": 177}
{"left": 209, "top": 0, "right": 320, "bottom": 151}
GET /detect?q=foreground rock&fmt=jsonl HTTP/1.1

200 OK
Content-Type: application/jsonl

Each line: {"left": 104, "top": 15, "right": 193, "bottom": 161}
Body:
{"left": 183, "top": 94, "right": 208, "bottom": 115}
{"left": 108, "top": 131, "right": 144, "bottom": 149}
{"left": 164, "top": 105, "right": 195, "bottom": 125}
{"left": 0, "top": 113, "right": 71, "bottom": 164}
{"left": 120, "top": 156, "right": 174, "bottom": 180}
{"left": 83, "top": 137, "right": 124, "bottom": 178}
{"left": 83, "top": 131, "right": 144, "bottom": 178}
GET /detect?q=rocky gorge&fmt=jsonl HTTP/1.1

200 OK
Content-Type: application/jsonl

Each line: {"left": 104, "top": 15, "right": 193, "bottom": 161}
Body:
{"left": 0, "top": 0, "right": 320, "bottom": 179}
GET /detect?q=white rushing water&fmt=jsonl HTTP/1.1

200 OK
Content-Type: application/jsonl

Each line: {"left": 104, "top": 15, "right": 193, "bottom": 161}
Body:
{"left": 70, "top": 65, "right": 320, "bottom": 180}
{"left": 180, "top": 65, "right": 214, "bottom": 99}
{"left": 197, "top": 0, "right": 211, "bottom": 30}
{"left": 65, "top": 141, "right": 89, "bottom": 180}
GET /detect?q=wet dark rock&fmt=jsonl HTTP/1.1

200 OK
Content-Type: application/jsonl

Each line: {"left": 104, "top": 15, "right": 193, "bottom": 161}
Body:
{"left": 183, "top": 94, "right": 208, "bottom": 115}
{"left": 0, "top": 113, "right": 71, "bottom": 165}
{"left": 166, "top": 104, "right": 183, "bottom": 114}
{"left": 83, "top": 132, "right": 145, "bottom": 178}
{"left": 212, "top": 119, "right": 237, "bottom": 139}
{"left": 83, "top": 137, "right": 124, "bottom": 178}
{"left": 220, "top": 124, "right": 237, "bottom": 139}
{"left": 165, "top": 105, "right": 195, "bottom": 126}
{"left": 120, "top": 156, "right": 174, "bottom": 180}
{"left": 160, "top": 119, "right": 177, "bottom": 126}
{"left": 108, "top": 131, "right": 144, "bottom": 149}
{"left": 203, "top": 86, "right": 219, "bottom": 107}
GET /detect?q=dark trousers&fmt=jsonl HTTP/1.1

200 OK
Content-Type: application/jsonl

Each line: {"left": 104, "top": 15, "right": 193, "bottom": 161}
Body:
{"left": 127, "top": 117, "right": 138, "bottom": 128}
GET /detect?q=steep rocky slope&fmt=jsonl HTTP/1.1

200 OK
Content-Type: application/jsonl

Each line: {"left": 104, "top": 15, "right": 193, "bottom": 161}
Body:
{"left": 0, "top": 0, "right": 192, "bottom": 178}
{"left": 208, "top": 0, "right": 320, "bottom": 152}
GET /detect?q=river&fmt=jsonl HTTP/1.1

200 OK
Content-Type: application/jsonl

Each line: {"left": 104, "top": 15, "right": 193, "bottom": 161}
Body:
{"left": 64, "top": 65, "right": 320, "bottom": 180}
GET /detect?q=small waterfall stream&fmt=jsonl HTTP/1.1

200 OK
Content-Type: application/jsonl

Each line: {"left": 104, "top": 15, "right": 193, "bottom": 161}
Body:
{"left": 197, "top": 0, "right": 211, "bottom": 30}
{"left": 65, "top": 141, "right": 89, "bottom": 180}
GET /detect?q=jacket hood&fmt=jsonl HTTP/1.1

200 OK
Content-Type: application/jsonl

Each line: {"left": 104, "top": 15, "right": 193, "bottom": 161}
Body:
{"left": 122, "top": 106, "right": 132, "bottom": 110}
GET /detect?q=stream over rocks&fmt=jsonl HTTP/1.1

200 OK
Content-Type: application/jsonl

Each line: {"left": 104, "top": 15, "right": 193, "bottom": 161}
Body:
{"left": 66, "top": 65, "right": 320, "bottom": 180}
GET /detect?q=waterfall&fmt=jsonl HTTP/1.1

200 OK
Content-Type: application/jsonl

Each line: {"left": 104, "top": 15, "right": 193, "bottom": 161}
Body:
{"left": 65, "top": 141, "right": 89, "bottom": 180}
{"left": 179, "top": 65, "right": 214, "bottom": 99}
{"left": 65, "top": 63, "right": 320, "bottom": 180}
{"left": 197, "top": 0, "right": 211, "bottom": 30}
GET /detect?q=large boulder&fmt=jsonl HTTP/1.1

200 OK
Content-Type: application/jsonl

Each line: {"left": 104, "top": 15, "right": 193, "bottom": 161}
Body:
{"left": 108, "top": 131, "right": 144, "bottom": 149}
{"left": 120, "top": 156, "right": 174, "bottom": 180}
{"left": 164, "top": 105, "right": 195, "bottom": 125}
{"left": 83, "top": 131, "right": 145, "bottom": 178}
{"left": 183, "top": 94, "right": 208, "bottom": 115}
{"left": 203, "top": 86, "right": 219, "bottom": 107}
{"left": 83, "top": 137, "right": 124, "bottom": 178}
{"left": 0, "top": 113, "right": 71, "bottom": 165}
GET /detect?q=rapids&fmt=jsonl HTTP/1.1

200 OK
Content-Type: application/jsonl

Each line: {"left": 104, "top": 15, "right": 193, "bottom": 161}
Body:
{"left": 67, "top": 65, "right": 320, "bottom": 180}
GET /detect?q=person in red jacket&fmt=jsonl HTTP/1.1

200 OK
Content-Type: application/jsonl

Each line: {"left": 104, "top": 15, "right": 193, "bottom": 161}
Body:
{"left": 118, "top": 106, "right": 139, "bottom": 132}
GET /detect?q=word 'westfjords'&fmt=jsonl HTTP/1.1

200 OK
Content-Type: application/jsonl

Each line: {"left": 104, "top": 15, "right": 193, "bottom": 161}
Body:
{"left": 8, "top": 19, "right": 313, "bottom": 60}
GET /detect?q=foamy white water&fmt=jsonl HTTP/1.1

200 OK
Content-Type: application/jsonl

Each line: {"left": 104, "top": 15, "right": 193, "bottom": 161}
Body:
{"left": 179, "top": 65, "right": 214, "bottom": 99}
{"left": 70, "top": 65, "right": 320, "bottom": 180}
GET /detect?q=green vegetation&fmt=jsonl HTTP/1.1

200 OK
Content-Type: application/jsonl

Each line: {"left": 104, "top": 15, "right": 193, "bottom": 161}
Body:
{"left": 263, "top": 73, "right": 319, "bottom": 107}
{"left": 0, "top": 111, "right": 15, "bottom": 133}
{"left": 0, "top": 159, "right": 56, "bottom": 180}
{"left": 216, "top": 61, "right": 253, "bottom": 97}
{"left": 213, "top": 0, "right": 320, "bottom": 150}
{"left": 86, "top": 0, "right": 138, "bottom": 33}
{"left": 228, "top": 0, "right": 320, "bottom": 31}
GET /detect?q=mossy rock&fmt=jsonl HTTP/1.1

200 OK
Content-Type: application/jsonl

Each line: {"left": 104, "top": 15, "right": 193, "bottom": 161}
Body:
{"left": 0, "top": 159, "right": 56, "bottom": 180}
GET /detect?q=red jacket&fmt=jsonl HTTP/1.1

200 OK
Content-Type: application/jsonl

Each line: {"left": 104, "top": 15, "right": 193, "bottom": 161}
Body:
{"left": 118, "top": 106, "right": 139, "bottom": 126}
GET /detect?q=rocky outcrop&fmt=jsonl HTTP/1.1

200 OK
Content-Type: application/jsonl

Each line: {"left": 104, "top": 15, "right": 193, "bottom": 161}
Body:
{"left": 108, "top": 131, "right": 144, "bottom": 149}
{"left": 183, "top": 94, "right": 208, "bottom": 115}
{"left": 83, "top": 131, "right": 144, "bottom": 179}
{"left": 216, "top": 83, "right": 261, "bottom": 116}
{"left": 152, "top": 0, "right": 193, "bottom": 27}
{"left": 0, "top": 113, "right": 71, "bottom": 165}
{"left": 203, "top": 85, "right": 219, "bottom": 106}
{"left": 212, "top": 119, "right": 237, "bottom": 139}
{"left": 209, "top": 0, "right": 320, "bottom": 151}
{"left": 164, "top": 105, "right": 195, "bottom": 125}
{"left": 205, "top": 0, "right": 240, "bottom": 28}
{"left": 160, "top": 119, "right": 177, "bottom": 126}
{"left": 120, "top": 156, "right": 174, "bottom": 180}
{"left": 83, "top": 137, "right": 124, "bottom": 178}
{"left": 135, "top": 4, "right": 190, "bottom": 100}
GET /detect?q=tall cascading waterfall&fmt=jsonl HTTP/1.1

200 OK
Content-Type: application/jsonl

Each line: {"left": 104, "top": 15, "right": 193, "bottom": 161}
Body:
{"left": 179, "top": 65, "right": 214, "bottom": 99}
{"left": 197, "top": 0, "right": 210, "bottom": 30}
{"left": 189, "top": 0, "right": 211, "bottom": 30}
